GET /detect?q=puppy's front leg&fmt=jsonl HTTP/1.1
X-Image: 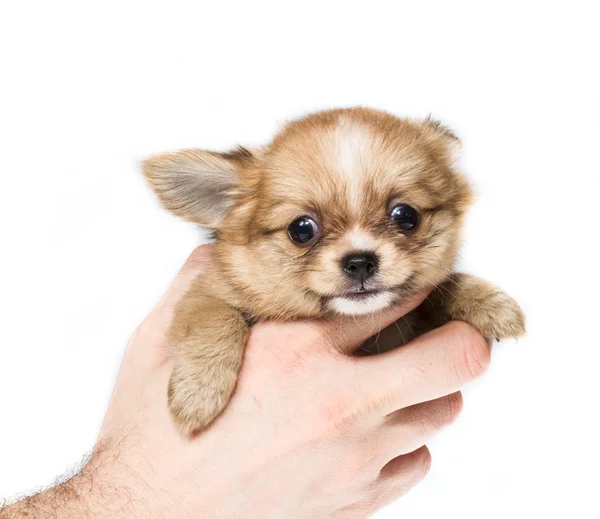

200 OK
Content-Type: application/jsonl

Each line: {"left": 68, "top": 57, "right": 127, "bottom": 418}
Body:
{"left": 389, "top": 273, "right": 525, "bottom": 346}
{"left": 168, "top": 288, "right": 249, "bottom": 434}
{"left": 365, "top": 273, "right": 525, "bottom": 354}
{"left": 432, "top": 273, "right": 526, "bottom": 341}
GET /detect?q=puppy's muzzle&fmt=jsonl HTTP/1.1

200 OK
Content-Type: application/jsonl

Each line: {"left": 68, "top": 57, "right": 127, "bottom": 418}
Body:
{"left": 341, "top": 252, "right": 379, "bottom": 286}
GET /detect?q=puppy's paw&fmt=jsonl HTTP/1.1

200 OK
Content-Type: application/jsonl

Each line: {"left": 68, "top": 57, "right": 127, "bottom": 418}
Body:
{"left": 167, "top": 363, "right": 237, "bottom": 434}
{"left": 442, "top": 274, "right": 526, "bottom": 341}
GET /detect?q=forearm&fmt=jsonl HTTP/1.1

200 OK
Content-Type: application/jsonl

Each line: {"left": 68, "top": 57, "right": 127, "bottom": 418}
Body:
{"left": 1, "top": 447, "right": 149, "bottom": 519}
{"left": 2, "top": 473, "right": 97, "bottom": 519}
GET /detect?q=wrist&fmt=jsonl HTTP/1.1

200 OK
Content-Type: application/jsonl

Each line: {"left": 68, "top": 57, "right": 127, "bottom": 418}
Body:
{"left": 75, "top": 445, "right": 152, "bottom": 518}
{"left": 0, "top": 446, "right": 152, "bottom": 519}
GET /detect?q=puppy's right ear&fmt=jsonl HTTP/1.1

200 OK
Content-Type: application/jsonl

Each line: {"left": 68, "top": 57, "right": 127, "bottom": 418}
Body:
{"left": 141, "top": 147, "right": 253, "bottom": 228}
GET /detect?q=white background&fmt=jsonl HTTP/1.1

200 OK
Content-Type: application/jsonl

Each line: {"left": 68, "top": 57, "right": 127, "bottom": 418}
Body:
{"left": 1, "top": 1, "right": 598, "bottom": 517}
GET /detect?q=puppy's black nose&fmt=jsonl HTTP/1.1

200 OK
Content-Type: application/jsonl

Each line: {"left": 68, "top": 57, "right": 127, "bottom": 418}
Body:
{"left": 341, "top": 252, "right": 379, "bottom": 280}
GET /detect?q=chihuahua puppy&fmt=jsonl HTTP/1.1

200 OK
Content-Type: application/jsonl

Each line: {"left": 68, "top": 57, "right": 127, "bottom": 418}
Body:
{"left": 142, "top": 107, "right": 525, "bottom": 433}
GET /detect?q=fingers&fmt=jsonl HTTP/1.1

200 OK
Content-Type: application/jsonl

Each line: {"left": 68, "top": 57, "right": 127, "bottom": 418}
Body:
{"left": 374, "top": 446, "right": 432, "bottom": 508}
{"left": 379, "top": 444, "right": 432, "bottom": 480}
{"left": 322, "top": 292, "right": 428, "bottom": 354}
{"left": 379, "top": 392, "right": 463, "bottom": 457}
{"left": 331, "top": 446, "right": 432, "bottom": 518}
{"left": 356, "top": 321, "right": 490, "bottom": 415}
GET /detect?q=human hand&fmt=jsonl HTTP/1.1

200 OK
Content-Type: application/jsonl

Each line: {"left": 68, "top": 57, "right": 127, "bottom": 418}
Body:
{"left": 2, "top": 245, "right": 490, "bottom": 518}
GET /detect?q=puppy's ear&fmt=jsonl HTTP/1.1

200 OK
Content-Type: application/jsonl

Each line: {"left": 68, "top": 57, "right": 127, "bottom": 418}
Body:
{"left": 418, "top": 117, "right": 463, "bottom": 163}
{"left": 141, "top": 147, "right": 253, "bottom": 228}
{"left": 417, "top": 117, "right": 473, "bottom": 209}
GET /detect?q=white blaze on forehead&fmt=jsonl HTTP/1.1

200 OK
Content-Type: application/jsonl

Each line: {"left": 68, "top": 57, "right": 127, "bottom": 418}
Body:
{"left": 329, "top": 291, "right": 393, "bottom": 315}
{"left": 346, "top": 226, "right": 378, "bottom": 251}
{"left": 330, "top": 120, "right": 375, "bottom": 208}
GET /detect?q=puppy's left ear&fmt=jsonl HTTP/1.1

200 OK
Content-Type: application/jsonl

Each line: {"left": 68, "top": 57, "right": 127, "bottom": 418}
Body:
{"left": 418, "top": 117, "right": 473, "bottom": 209}
{"left": 141, "top": 147, "right": 254, "bottom": 228}
{"left": 418, "top": 117, "right": 463, "bottom": 163}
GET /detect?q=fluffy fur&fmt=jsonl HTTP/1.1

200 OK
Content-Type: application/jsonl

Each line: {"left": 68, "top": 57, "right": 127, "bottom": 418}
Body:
{"left": 142, "top": 107, "right": 525, "bottom": 433}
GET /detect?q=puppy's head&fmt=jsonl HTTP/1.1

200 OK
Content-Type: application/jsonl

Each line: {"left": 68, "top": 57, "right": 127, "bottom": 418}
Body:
{"left": 143, "top": 108, "right": 473, "bottom": 317}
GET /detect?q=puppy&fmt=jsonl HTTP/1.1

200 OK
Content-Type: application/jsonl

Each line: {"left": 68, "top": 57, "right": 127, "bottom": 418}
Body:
{"left": 142, "top": 107, "right": 525, "bottom": 433}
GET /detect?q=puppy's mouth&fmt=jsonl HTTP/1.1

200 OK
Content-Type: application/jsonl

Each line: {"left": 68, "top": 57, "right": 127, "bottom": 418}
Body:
{"left": 337, "top": 275, "right": 416, "bottom": 301}
{"left": 320, "top": 276, "right": 417, "bottom": 316}
{"left": 343, "top": 289, "right": 382, "bottom": 301}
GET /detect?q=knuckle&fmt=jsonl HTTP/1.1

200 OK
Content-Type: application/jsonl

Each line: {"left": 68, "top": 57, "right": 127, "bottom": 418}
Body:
{"left": 319, "top": 395, "right": 359, "bottom": 433}
{"left": 300, "top": 321, "right": 335, "bottom": 351}
{"left": 443, "top": 392, "right": 464, "bottom": 424}
{"left": 243, "top": 322, "right": 269, "bottom": 357}
{"left": 359, "top": 490, "right": 381, "bottom": 512}
{"left": 413, "top": 448, "right": 432, "bottom": 480}
{"left": 448, "top": 321, "right": 491, "bottom": 379}
{"left": 247, "top": 321, "right": 334, "bottom": 378}
{"left": 246, "top": 320, "right": 275, "bottom": 345}
{"left": 244, "top": 322, "right": 288, "bottom": 370}
{"left": 183, "top": 245, "right": 212, "bottom": 271}
{"left": 318, "top": 320, "right": 345, "bottom": 351}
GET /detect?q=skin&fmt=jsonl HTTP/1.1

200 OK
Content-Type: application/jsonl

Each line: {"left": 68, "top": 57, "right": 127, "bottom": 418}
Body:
{"left": 0, "top": 246, "right": 492, "bottom": 518}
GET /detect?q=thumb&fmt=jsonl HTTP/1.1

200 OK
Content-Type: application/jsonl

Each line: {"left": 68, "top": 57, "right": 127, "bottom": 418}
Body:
{"left": 152, "top": 245, "right": 213, "bottom": 322}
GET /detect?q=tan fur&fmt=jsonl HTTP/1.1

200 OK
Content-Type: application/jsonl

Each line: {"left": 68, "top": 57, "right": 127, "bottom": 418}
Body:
{"left": 363, "top": 273, "right": 526, "bottom": 354}
{"left": 141, "top": 107, "right": 525, "bottom": 433}
{"left": 167, "top": 268, "right": 249, "bottom": 433}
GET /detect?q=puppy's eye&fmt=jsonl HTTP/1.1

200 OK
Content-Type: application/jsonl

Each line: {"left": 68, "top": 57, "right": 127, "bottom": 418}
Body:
{"left": 288, "top": 217, "right": 319, "bottom": 245}
{"left": 390, "top": 204, "right": 420, "bottom": 231}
